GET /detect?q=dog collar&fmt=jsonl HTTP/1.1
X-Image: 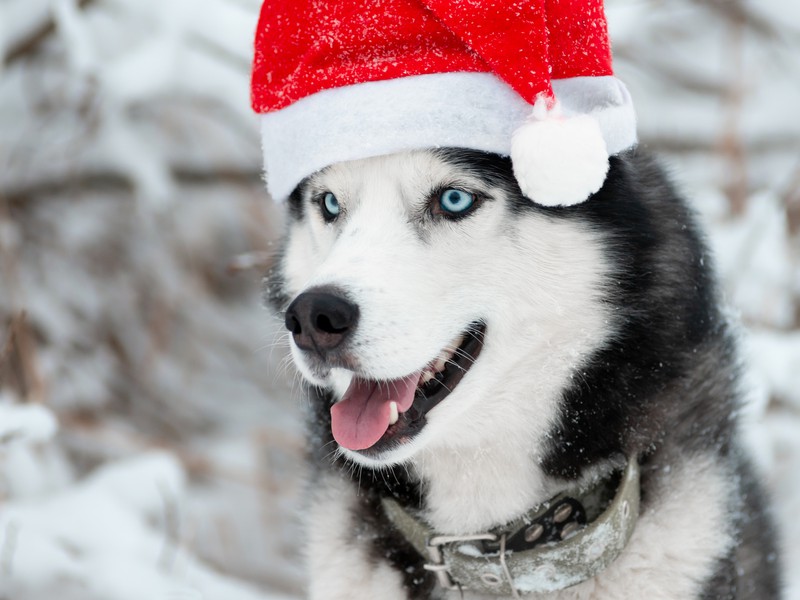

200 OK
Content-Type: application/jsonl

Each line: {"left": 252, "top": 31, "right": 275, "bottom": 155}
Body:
{"left": 381, "top": 458, "right": 640, "bottom": 597}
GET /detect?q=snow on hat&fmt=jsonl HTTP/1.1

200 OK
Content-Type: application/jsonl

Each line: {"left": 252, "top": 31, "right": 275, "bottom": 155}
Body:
{"left": 251, "top": 0, "right": 637, "bottom": 207}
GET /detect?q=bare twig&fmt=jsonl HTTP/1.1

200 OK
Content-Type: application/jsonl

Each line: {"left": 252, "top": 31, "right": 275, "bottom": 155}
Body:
{"left": 0, "top": 312, "right": 46, "bottom": 404}
{"left": 718, "top": 14, "right": 748, "bottom": 214}
{"left": 783, "top": 162, "right": 800, "bottom": 328}
{"left": 1, "top": 167, "right": 263, "bottom": 207}
{"left": 0, "top": 195, "right": 22, "bottom": 310}
{"left": 4, "top": 0, "right": 97, "bottom": 65}
{"left": 781, "top": 160, "right": 800, "bottom": 231}
{"left": 639, "top": 135, "right": 800, "bottom": 155}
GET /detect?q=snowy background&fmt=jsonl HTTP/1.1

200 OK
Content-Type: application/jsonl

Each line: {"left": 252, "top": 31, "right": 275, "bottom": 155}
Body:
{"left": 0, "top": 0, "right": 798, "bottom": 598}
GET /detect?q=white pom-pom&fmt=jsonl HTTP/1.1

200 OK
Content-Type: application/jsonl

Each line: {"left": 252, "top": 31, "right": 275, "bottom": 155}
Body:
{"left": 511, "top": 100, "right": 610, "bottom": 207}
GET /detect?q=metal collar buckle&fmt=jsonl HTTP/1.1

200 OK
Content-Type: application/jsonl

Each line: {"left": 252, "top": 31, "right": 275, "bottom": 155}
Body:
{"left": 424, "top": 532, "right": 526, "bottom": 598}
{"left": 423, "top": 533, "right": 497, "bottom": 591}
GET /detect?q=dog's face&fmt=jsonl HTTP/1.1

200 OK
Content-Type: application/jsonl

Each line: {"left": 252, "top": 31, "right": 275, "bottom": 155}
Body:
{"left": 276, "top": 149, "right": 613, "bottom": 468}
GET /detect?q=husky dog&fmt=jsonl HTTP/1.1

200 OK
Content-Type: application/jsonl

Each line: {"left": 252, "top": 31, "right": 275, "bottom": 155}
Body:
{"left": 266, "top": 148, "right": 782, "bottom": 599}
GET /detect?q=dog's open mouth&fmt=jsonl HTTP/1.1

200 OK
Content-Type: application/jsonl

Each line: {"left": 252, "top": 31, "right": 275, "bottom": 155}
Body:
{"left": 330, "top": 322, "right": 486, "bottom": 454}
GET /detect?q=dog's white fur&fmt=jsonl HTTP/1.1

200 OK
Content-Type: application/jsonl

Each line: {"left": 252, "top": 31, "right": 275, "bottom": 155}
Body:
{"left": 281, "top": 151, "right": 738, "bottom": 598}
{"left": 307, "top": 474, "right": 409, "bottom": 600}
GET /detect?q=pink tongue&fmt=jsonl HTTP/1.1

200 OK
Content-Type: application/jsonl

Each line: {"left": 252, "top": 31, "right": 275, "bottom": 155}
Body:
{"left": 331, "top": 373, "right": 420, "bottom": 451}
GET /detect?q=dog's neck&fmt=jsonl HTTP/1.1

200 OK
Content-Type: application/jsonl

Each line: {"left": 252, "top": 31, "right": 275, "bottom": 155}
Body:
{"left": 412, "top": 440, "right": 551, "bottom": 535}
{"left": 411, "top": 447, "right": 625, "bottom": 537}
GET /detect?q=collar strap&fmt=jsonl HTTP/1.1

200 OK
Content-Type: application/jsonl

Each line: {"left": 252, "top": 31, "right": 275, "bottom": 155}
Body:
{"left": 381, "top": 458, "right": 640, "bottom": 597}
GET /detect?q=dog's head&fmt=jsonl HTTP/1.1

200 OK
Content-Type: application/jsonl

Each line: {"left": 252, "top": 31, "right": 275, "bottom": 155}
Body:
{"left": 270, "top": 148, "right": 615, "bottom": 467}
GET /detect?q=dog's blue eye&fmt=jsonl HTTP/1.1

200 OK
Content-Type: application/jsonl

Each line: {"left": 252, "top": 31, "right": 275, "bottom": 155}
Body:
{"left": 439, "top": 189, "right": 474, "bottom": 214}
{"left": 322, "top": 192, "right": 340, "bottom": 220}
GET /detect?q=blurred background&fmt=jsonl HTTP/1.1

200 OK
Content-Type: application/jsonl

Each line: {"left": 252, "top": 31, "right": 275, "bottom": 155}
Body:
{"left": 0, "top": 0, "right": 798, "bottom": 598}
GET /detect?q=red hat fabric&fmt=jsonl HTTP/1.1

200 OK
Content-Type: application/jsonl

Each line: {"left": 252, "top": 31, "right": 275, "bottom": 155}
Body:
{"left": 252, "top": 0, "right": 636, "bottom": 206}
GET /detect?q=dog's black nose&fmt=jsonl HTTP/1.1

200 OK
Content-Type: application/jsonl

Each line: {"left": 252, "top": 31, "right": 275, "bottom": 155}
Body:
{"left": 285, "top": 288, "right": 359, "bottom": 354}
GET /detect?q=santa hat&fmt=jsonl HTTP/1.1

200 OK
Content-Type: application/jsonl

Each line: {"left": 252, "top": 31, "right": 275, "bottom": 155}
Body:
{"left": 251, "top": 0, "right": 636, "bottom": 207}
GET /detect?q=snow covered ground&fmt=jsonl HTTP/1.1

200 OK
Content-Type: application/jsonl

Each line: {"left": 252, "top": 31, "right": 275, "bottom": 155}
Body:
{"left": 0, "top": 0, "right": 798, "bottom": 598}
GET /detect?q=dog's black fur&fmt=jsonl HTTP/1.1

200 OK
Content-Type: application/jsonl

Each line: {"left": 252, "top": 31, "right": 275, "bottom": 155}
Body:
{"left": 267, "top": 149, "right": 782, "bottom": 599}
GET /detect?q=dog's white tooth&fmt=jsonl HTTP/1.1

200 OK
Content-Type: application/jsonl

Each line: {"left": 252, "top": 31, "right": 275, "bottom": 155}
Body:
{"left": 388, "top": 401, "right": 399, "bottom": 425}
{"left": 421, "top": 370, "right": 434, "bottom": 384}
{"left": 434, "top": 357, "right": 447, "bottom": 373}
